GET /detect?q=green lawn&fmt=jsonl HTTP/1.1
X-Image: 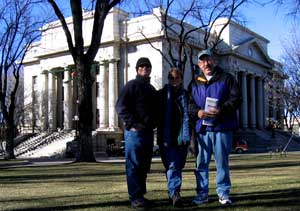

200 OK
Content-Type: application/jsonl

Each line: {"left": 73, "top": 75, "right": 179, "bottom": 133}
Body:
{"left": 0, "top": 152, "right": 300, "bottom": 211}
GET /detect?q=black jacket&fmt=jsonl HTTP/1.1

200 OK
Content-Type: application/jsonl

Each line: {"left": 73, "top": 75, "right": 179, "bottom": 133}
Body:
{"left": 115, "top": 75, "right": 157, "bottom": 130}
{"left": 157, "top": 85, "right": 188, "bottom": 146}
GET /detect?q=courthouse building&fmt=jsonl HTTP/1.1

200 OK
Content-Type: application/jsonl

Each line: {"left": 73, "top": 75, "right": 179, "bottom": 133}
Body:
{"left": 22, "top": 8, "right": 284, "bottom": 152}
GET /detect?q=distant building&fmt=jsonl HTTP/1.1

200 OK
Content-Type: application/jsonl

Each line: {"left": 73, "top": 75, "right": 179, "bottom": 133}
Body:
{"left": 22, "top": 8, "right": 285, "bottom": 153}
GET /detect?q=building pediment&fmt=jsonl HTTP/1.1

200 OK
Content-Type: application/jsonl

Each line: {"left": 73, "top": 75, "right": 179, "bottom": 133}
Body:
{"left": 232, "top": 37, "right": 273, "bottom": 66}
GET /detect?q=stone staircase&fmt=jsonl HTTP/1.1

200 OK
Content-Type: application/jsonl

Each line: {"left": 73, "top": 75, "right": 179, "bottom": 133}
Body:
{"left": 234, "top": 129, "right": 300, "bottom": 153}
{"left": 15, "top": 130, "right": 75, "bottom": 158}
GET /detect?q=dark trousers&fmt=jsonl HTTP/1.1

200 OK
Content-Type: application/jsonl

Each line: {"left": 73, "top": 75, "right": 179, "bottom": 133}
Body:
{"left": 124, "top": 129, "right": 154, "bottom": 201}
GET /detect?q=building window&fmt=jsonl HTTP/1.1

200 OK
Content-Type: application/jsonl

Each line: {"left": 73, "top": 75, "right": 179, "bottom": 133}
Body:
{"left": 248, "top": 47, "right": 253, "bottom": 57}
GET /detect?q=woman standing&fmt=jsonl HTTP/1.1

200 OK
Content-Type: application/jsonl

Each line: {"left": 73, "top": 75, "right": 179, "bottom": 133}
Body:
{"left": 157, "top": 68, "right": 191, "bottom": 207}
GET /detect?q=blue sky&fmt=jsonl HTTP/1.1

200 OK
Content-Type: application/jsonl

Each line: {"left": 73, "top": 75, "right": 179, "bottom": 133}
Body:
{"left": 240, "top": 3, "right": 292, "bottom": 61}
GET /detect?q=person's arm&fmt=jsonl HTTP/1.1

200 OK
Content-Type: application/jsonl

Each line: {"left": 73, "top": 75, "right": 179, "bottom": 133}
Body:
{"left": 188, "top": 83, "right": 201, "bottom": 121}
{"left": 219, "top": 74, "right": 242, "bottom": 114}
{"left": 115, "top": 84, "right": 137, "bottom": 130}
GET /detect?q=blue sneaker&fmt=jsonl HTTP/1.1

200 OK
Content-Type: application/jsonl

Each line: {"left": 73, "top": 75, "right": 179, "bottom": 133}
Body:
{"left": 192, "top": 193, "right": 208, "bottom": 205}
{"left": 218, "top": 195, "right": 232, "bottom": 205}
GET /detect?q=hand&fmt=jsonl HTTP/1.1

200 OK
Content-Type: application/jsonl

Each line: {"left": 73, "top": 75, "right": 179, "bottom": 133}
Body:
{"left": 198, "top": 108, "right": 220, "bottom": 118}
{"left": 197, "top": 110, "right": 206, "bottom": 118}
{"left": 207, "top": 107, "right": 220, "bottom": 117}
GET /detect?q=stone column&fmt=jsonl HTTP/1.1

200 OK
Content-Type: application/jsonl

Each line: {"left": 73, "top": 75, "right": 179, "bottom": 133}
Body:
{"left": 264, "top": 79, "right": 270, "bottom": 127}
{"left": 56, "top": 70, "right": 63, "bottom": 129}
{"left": 108, "top": 60, "right": 118, "bottom": 130}
{"left": 241, "top": 72, "right": 248, "bottom": 128}
{"left": 36, "top": 76, "right": 43, "bottom": 129}
{"left": 256, "top": 77, "right": 264, "bottom": 129}
{"left": 262, "top": 79, "right": 266, "bottom": 128}
{"left": 98, "top": 64, "right": 108, "bottom": 129}
{"left": 42, "top": 72, "right": 49, "bottom": 130}
{"left": 48, "top": 72, "right": 57, "bottom": 131}
{"left": 250, "top": 74, "right": 256, "bottom": 128}
{"left": 63, "top": 69, "right": 73, "bottom": 130}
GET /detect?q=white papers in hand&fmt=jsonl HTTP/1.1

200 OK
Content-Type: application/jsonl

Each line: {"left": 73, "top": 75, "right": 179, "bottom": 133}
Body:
{"left": 203, "top": 97, "right": 218, "bottom": 126}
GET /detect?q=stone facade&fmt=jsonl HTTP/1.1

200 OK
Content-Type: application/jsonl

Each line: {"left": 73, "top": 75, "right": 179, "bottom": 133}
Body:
{"left": 22, "top": 8, "right": 285, "bottom": 153}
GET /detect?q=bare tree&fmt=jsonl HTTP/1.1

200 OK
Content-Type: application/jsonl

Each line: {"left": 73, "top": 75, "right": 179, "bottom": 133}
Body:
{"left": 126, "top": 0, "right": 248, "bottom": 75}
{"left": 46, "top": 0, "right": 121, "bottom": 162}
{"left": 280, "top": 28, "right": 300, "bottom": 130}
{"left": 0, "top": 0, "right": 46, "bottom": 159}
{"left": 269, "top": 0, "right": 300, "bottom": 18}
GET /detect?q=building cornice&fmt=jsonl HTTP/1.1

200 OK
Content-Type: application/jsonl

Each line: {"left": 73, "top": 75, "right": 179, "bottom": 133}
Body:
{"left": 213, "top": 17, "right": 269, "bottom": 43}
{"left": 219, "top": 50, "right": 273, "bottom": 69}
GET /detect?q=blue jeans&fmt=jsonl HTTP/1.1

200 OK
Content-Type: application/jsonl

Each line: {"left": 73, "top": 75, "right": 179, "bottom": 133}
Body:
{"left": 160, "top": 145, "right": 188, "bottom": 198}
{"left": 195, "top": 131, "right": 232, "bottom": 197}
{"left": 124, "top": 129, "right": 154, "bottom": 201}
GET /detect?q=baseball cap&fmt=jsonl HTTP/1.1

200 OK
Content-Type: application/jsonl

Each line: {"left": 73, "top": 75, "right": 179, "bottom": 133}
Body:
{"left": 197, "top": 49, "right": 212, "bottom": 60}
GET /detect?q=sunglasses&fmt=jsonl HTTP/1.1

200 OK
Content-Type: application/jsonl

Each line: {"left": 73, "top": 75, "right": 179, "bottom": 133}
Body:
{"left": 169, "top": 75, "right": 182, "bottom": 80}
{"left": 138, "top": 64, "right": 152, "bottom": 68}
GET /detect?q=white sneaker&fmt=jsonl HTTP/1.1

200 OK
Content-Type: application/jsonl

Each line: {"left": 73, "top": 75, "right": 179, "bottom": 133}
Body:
{"left": 219, "top": 195, "right": 232, "bottom": 205}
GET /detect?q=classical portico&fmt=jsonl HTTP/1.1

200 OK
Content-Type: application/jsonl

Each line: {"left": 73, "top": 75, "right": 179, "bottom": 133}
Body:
{"left": 22, "top": 8, "right": 285, "bottom": 154}
{"left": 39, "top": 60, "right": 120, "bottom": 133}
{"left": 237, "top": 71, "right": 267, "bottom": 129}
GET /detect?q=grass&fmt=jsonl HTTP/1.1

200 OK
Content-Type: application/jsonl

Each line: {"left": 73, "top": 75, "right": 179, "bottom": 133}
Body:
{"left": 0, "top": 152, "right": 300, "bottom": 211}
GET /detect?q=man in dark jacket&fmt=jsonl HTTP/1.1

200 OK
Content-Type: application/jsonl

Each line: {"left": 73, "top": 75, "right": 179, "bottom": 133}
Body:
{"left": 115, "top": 57, "right": 157, "bottom": 209}
{"left": 189, "top": 49, "right": 242, "bottom": 206}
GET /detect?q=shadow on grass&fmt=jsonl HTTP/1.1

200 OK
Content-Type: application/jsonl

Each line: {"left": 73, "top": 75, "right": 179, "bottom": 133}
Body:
{"left": 183, "top": 160, "right": 300, "bottom": 172}
{"left": 7, "top": 188, "right": 300, "bottom": 211}
{"left": 150, "top": 188, "right": 300, "bottom": 211}
{"left": 0, "top": 164, "right": 126, "bottom": 184}
{"left": 9, "top": 200, "right": 130, "bottom": 211}
{"left": 0, "top": 191, "right": 129, "bottom": 204}
{"left": 1, "top": 160, "right": 299, "bottom": 186}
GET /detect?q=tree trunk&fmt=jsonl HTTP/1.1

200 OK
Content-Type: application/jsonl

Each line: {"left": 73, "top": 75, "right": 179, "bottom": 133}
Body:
{"left": 4, "top": 123, "right": 16, "bottom": 160}
{"left": 76, "top": 61, "right": 96, "bottom": 162}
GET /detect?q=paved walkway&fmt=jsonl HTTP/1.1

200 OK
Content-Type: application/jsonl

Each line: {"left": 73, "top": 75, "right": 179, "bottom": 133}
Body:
{"left": 2, "top": 151, "right": 300, "bottom": 169}
{"left": 0, "top": 156, "right": 162, "bottom": 169}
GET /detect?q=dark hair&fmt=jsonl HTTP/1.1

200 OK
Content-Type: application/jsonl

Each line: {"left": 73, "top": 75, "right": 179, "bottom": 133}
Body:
{"left": 168, "top": 67, "right": 183, "bottom": 80}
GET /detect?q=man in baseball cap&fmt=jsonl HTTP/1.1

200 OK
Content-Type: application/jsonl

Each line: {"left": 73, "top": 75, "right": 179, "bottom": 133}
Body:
{"left": 189, "top": 49, "right": 242, "bottom": 206}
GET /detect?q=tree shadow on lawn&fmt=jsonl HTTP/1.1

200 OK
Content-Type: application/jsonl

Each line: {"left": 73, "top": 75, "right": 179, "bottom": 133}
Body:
{"left": 9, "top": 200, "right": 130, "bottom": 211}
{"left": 146, "top": 188, "right": 300, "bottom": 211}
{"left": 182, "top": 161, "right": 300, "bottom": 173}
{"left": 0, "top": 165, "right": 127, "bottom": 184}
{"left": 8, "top": 188, "right": 300, "bottom": 211}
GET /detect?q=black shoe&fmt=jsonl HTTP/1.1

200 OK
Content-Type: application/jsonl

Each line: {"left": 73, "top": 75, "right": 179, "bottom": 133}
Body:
{"left": 131, "top": 198, "right": 145, "bottom": 209}
{"left": 172, "top": 191, "right": 183, "bottom": 207}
